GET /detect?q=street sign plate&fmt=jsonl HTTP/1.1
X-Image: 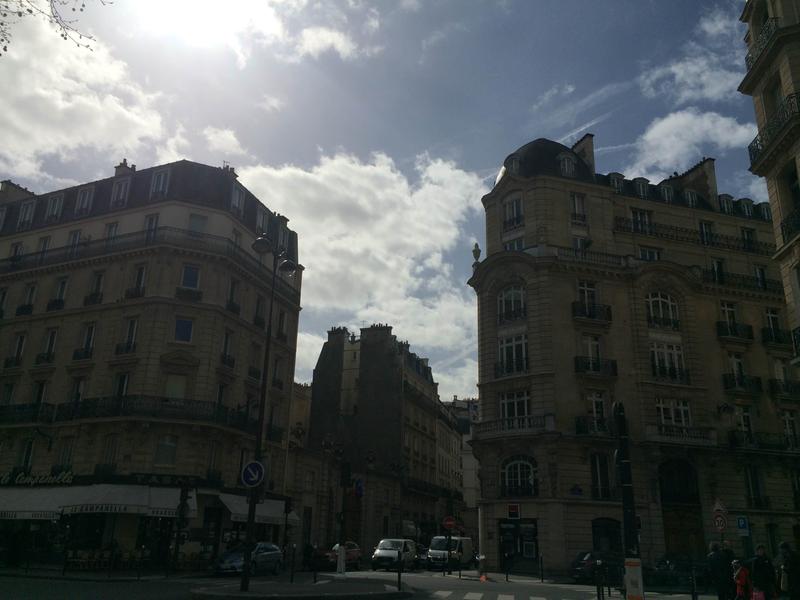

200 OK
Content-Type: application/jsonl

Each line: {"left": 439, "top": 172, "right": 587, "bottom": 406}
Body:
{"left": 442, "top": 515, "right": 456, "bottom": 530}
{"left": 737, "top": 516, "right": 750, "bottom": 536}
{"left": 713, "top": 513, "right": 728, "bottom": 532}
{"left": 241, "top": 461, "right": 265, "bottom": 488}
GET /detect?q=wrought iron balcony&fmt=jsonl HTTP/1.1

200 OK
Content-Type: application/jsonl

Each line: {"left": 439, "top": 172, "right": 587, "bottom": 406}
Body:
{"left": 781, "top": 210, "right": 800, "bottom": 244}
{"left": 83, "top": 292, "right": 103, "bottom": 306}
{"left": 503, "top": 214, "right": 524, "bottom": 231}
{"left": 4, "top": 356, "right": 21, "bottom": 369}
{"left": 125, "top": 286, "right": 145, "bottom": 299}
{"left": 571, "top": 212, "right": 587, "bottom": 224}
{"left": 762, "top": 327, "right": 792, "bottom": 346}
{"left": 220, "top": 353, "right": 236, "bottom": 368}
{"left": 472, "top": 414, "right": 553, "bottom": 441}
{"left": 499, "top": 483, "right": 538, "bottom": 498}
{"left": 494, "top": 358, "right": 528, "bottom": 378}
{"left": 574, "top": 356, "right": 617, "bottom": 376}
{"left": 729, "top": 430, "right": 798, "bottom": 452}
{"left": 749, "top": 93, "right": 800, "bottom": 168}
{"left": 498, "top": 307, "right": 526, "bottom": 324}
{"left": 46, "top": 298, "right": 65, "bottom": 312}
{"left": 175, "top": 287, "right": 203, "bottom": 302}
{"left": 644, "top": 424, "right": 717, "bottom": 446}
{"left": 647, "top": 314, "right": 680, "bottom": 330}
{"left": 226, "top": 300, "right": 241, "bottom": 315}
{"left": 556, "top": 246, "right": 625, "bottom": 266}
{"left": 15, "top": 303, "right": 33, "bottom": 316}
{"left": 115, "top": 341, "right": 136, "bottom": 355}
{"left": 615, "top": 217, "right": 776, "bottom": 255}
{"left": 745, "top": 18, "right": 779, "bottom": 70}
{"left": 72, "top": 348, "right": 93, "bottom": 361}
{"left": 703, "top": 270, "right": 782, "bottom": 294}
{"left": 575, "top": 416, "right": 610, "bottom": 435}
{"left": 769, "top": 379, "right": 800, "bottom": 400}
{"left": 248, "top": 366, "right": 262, "bottom": 380}
{"left": 722, "top": 373, "right": 762, "bottom": 394}
{"left": 571, "top": 302, "right": 612, "bottom": 322}
{"left": 35, "top": 352, "right": 54, "bottom": 365}
{"left": 716, "top": 321, "right": 754, "bottom": 340}
{"left": 651, "top": 364, "right": 691, "bottom": 384}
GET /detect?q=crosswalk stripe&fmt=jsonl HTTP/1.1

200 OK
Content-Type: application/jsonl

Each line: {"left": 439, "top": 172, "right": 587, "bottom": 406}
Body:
{"left": 497, "top": 595, "right": 515, "bottom": 600}
{"left": 433, "top": 592, "right": 453, "bottom": 598}
{"left": 464, "top": 593, "right": 484, "bottom": 600}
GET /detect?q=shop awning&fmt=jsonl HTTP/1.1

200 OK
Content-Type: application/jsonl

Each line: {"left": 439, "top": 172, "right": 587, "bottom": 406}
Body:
{"left": 148, "top": 486, "right": 198, "bottom": 518}
{"left": 61, "top": 484, "right": 151, "bottom": 515}
{"left": 0, "top": 487, "right": 67, "bottom": 520}
{"left": 219, "top": 493, "right": 300, "bottom": 526}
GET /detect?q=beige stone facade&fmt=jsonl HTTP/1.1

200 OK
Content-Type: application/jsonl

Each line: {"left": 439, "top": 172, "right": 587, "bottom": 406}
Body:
{"left": 469, "top": 135, "right": 800, "bottom": 574}
{"left": 0, "top": 159, "right": 301, "bottom": 566}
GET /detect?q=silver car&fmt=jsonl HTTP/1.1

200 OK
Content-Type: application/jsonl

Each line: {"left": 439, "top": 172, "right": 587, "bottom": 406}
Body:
{"left": 252, "top": 542, "right": 283, "bottom": 575}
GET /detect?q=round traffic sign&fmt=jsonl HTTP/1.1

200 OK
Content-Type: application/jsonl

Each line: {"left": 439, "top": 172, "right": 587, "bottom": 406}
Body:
{"left": 713, "top": 513, "right": 727, "bottom": 532}
{"left": 442, "top": 515, "right": 456, "bottom": 530}
{"left": 241, "top": 461, "right": 266, "bottom": 488}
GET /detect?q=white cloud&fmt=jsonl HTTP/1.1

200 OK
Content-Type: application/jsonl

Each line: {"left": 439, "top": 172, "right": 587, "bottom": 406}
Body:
{"left": 239, "top": 151, "right": 487, "bottom": 399}
{"left": 624, "top": 109, "right": 756, "bottom": 181}
{"left": 0, "top": 18, "right": 163, "bottom": 183}
{"left": 732, "top": 170, "right": 769, "bottom": 202}
{"left": 294, "top": 331, "right": 327, "bottom": 384}
{"left": 202, "top": 126, "right": 251, "bottom": 158}
{"left": 156, "top": 124, "right": 191, "bottom": 164}
{"left": 530, "top": 83, "right": 575, "bottom": 112}
{"left": 257, "top": 94, "right": 286, "bottom": 113}
{"left": 421, "top": 22, "right": 468, "bottom": 54}
{"left": 294, "top": 26, "right": 358, "bottom": 60}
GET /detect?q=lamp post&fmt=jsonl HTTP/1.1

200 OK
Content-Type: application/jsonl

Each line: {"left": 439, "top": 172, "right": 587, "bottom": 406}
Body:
{"left": 240, "top": 234, "right": 296, "bottom": 592}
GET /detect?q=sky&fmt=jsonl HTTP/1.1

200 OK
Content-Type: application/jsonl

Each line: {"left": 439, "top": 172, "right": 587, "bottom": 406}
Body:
{"left": 0, "top": 0, "right": 766, "bottom": 402}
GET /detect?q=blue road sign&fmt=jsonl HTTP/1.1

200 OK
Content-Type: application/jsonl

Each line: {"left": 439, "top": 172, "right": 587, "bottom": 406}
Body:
{"left": 737, "top": 516, "right": 750, "bottom": 536}
{"left": 241, "top": 461, "right": 266, "bottom": 488}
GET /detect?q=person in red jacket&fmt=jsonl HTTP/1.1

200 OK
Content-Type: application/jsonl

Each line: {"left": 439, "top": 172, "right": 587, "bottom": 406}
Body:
{"left": 734, "top": 559, "right": 753, "bottom": 600}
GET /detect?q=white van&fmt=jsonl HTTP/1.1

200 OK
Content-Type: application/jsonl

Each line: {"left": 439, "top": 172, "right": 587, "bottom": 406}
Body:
{"left": 427, "top": 536, "right": 474, "bottom": 569}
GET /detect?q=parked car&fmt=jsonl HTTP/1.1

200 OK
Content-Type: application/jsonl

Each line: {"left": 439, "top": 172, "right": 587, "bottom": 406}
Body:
{"left": 213, "top": 542, "right": 283, "bottom": 575}
{"left": 570, "top": 551, "right": 624, "bottom": 584}
{"left": 417, "top": 545, "right": 429, "bottom": 569}
{"left": 371, "top": 539, "right": 418, "bottom": 570}
{"left": 313, "top": 541, "right": 362, "bottom": 570}
{"left": 427, "top": 536, "right": 475, "bottom": 569}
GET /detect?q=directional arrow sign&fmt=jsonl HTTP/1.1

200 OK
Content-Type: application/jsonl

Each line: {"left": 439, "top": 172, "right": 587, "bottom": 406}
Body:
{"left": 241, "top": 461, "right": 266, "bottom": 488}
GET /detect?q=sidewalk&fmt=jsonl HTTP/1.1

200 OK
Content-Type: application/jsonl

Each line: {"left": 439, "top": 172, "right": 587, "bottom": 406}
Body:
{"left": 0, "top": 564, "right": 212, "bottom": 582}
{"left": 190, "top": 573, "right": 414, "bottom": 600}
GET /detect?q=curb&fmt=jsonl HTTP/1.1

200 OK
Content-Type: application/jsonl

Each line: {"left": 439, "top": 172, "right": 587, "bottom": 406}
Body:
{"left": 190, "top": 587, "right": 413, "bottom": 600}
{"left": 0, "top": 570, "right": 209, "bottom": 583}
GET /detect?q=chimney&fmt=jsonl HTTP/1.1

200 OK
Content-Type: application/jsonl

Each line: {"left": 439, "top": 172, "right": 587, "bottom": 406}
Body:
{"left": 115, "top": 159, "right": 136, "bottom": 177}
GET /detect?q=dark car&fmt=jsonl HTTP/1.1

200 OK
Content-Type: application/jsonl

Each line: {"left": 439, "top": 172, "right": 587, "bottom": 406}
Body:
{"left": 570, "top": 551, "right": 624, "bottom": 584}
{"left": 312, "top": 541, "right": 362, "bottom": 570}
{"left": 213, "top": 542, "right": 283, "bottom": 575}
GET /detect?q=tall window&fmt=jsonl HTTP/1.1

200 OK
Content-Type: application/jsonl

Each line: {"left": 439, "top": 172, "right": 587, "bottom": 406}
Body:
{"left": 685, "top": 190, "right": 697, "bottom": 207}
{"left": 188, "top": 213, "right": 208, "bottom": 234}
{"left": 150, "top": 170, "right": 169, "bottom": 197}
{"left": 125, "top": 318, "right": 138, "bottom": 345}
{"left": 591, "top": 454, "right": 611, "bottom": 500}
{"left": 699, "top": 221, "right": 714, "bottom": 244}
{"left": 222, "top": 330, "right": 234, "bottom": 357}
{"left": 656, "top": 398, "right": 691, "bottom": 427}
{"left": 631, "top": 208, "right": 651, "bottom": 233}
{"left": 742, "top": 228, "right": 756, "bottom": 250}
{"left": 17, "top": 200, "right": 34, "bottom": 229}
{"left": 754, "top": 265, "right": 767, "bottom": 289}
{"left": 571, "top": 192, "right": 586, "bottom": 218}
{"left": 68, "top": 230, "right": 81, "bottom": 257}
{"left": 57, "top": 436, "right": 75, "bottom": 467}
{"left": 43, "top": 328, "right": 57, "bottom": 355}
{"left": 256, "top": 210, "right": 268, "bottom": 233}
{"left": 560, "top": 155, "right": 576, "bottom": 177}
{"left": 729, "top": 352, "right": 746, "bottom": 377}
{"left": 228, "top": 278, "right": 239, "bottom": 303}
{"left": 497, "top": 286, "right": 525, "bottom": 323}
{"left": 114, "top": 373, "right": 129, "bottom": 397}
{"left": 646, "top": 292, "right": 679, "bottom": 328}
{"left": 650, "top": 342, "right": 685, "bottom": 379}
{"left": 498, "top": 334, "right": 527, "bottom": 374}
{"left": 18, "top": 439, "right": 34, "bottom": 469}
{"left": 145, "top": 214, "right": 159, "bottom": 241}
{"left": 10, "top": 241, "right": 24, "bottom": 258}
{"left": 503, "top": 238, "right": 523, "bottom": 251}
{"left": 105, "top": 222, "right": 118, "bottom": 245}
{"left": 71, "top": 377, "right": 85, "bottom": 403}
{"left": 766, "top": 308, "right": 781, "bottom": 333}
{"left": 13, "top": 333, "right": 26, "bottom": 359}
{"left": 208, "top": 440, "right": 220, "bottom": 471}
{"left": 154, "top": 435, "right": 178, "bottom": 466}
{"left": 500, "top": 390, "right": 529, "bottom": 425}
{"left": 102, "top": 433, "right": 119, "bottom": 465}
{"left": 82, "top": 322, "right": 96, "bottom": 350}
{"left": 24, "top": 282, "right": 36, "bottom": 305}
{"left": 134, "top": 265, "right": 146, "bottom": 291}
{"left": 639, "top": 246, "right": 661, "bottom": 261}
{"left": 721, "top": 301, "right": 737, "bottom": 326}
{"left": 181, "top": 265, "right": 200, "bottom": 289}
{"left": 635, "top": 180, "right": 649, "bottom": 199}
{"left": 610, "top": 175, "right": 623, "bottom": 193}
{"left": 45, "top": 195, "right": 63, "bottom": 221}
{"left": 774, "top": 358, "right": 790, "bottom": 382}
{"left": 660, "top": 186, "right": 673, "bottom": 203}
{"left": 231, "top": 185, "right": 245, "bottom": 214}
{"left": 501, "top": 455, "right": 538, "bottom": 496}
{"left": 90, "top": 271, "right": 104, "bottom": 295}
{"left": 111, "top": 179, "right": 129, "bottom": 207}
{"left": 175, "top": 318, "right": 193, "bottom": 342}
{"left": 75, "top": 188, "right": 93, "bottom": 215}
{"left": 503, "top": 195, "right": 523, "bottom": 229}
{"left": 583, "top": 334, "right": 601, "bottom": 362}
{"left": 37, "top": 237, "right": 50, "bottom": 263}
{"left": 2, "top": 382, "right": 14, "bottom": 404}
{"left": 745, "top": 465, "right": 764, "bottom": 505}
{"left": 588, "top": 390, "right": 606, "bottom": 420}
{"left": 33, "top": 381, "right": 48, "bottom": 404}
{"left": 736, "top": 405, "right": 753, "bottom": 440}
{"left": 578, "top": 281, "right": 596, "bottom": 309}
{"left": 55, "top": 277, "right": 68, "bottom": 301}
{"left": 783, "top": 410, "right": 798, "bottom": 447}
{"left": 719, "top": 195, "right": 733, "bottom": 214}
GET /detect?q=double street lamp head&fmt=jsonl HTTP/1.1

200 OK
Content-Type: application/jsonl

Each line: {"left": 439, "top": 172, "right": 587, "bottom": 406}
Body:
{"left": 251, "top": 235, "right": 297, "bottom": 274}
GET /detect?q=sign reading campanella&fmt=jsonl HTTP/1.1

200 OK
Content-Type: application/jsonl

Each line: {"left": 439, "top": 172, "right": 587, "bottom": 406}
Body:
{"left": 0, "top": 471, "right": 74, "bottom": 486}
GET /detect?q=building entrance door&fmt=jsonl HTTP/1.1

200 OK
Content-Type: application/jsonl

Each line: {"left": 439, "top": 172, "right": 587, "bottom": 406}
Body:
{"left": 659, "top": 460, "right": 705, "bottom": 560}
{"left": 498, "top": 518, "right": 538, "bottom": 572}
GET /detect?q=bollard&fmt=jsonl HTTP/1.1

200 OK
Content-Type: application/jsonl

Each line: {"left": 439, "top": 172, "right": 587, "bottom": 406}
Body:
{"left": 505, "top": 554, "right": 510, "bottom": 582}
{"left": 290, "top": 544, "right": 296, "bottom": 584}
{"left": 539, "top": 555, "right": 544, "bottom": 583}
{"left": 397, "top": 550, "right": 402, "bottom": 591}
{"left": 690, "top": 563, "right": 698, "bottom": 600}
{"left": 595, "top": 560, "right": 604, "bottom": 600}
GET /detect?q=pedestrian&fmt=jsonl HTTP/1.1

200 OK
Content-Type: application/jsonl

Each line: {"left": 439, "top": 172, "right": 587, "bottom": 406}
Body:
{"left": 724, "top": 541, "right": 738, "bottom": 599}
{"left": 734, "top": 559, "right": 752, "bottom": 600}
{"left": 779, "top": 542, "right": 800, "bottom": 600}
{"left": 750, "top": 544, "right": 776, "bottom": 600}
{"left": 709, "top": 542, "right": 733, "bottom": 600}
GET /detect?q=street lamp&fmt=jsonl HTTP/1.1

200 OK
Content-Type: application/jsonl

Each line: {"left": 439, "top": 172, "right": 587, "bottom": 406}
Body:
{"left": 240, "top": 232, "right": 296, "bottom": 592}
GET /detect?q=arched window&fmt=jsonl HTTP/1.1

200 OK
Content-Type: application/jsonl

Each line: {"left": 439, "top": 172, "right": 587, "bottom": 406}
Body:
{"left": 501, "top": 455, "right": 538, "bottom": 497}
{"left": 559, "top": 154, "right": 576, "bottom": 177}
{"left": 646, "top": 292, "right": 680, "bottom": 329}
{"left": 497, "top": 286, "right": 526, "bottom": 323}
{"left": 502, "top": 195, "right": 524, "bottom": 231}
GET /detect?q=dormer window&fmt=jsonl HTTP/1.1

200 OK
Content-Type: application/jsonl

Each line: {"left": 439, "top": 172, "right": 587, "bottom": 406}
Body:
{"left": 111, "top": 179, "right": 130, "bottom": 208}
{"left": 609, "top": 174, "right": 624, "bottom": 193}
{"left": 684, "top": 190, "right": 697, "bottom": 208}
{"left": 231, "top": 185, "right": 245, "bottom": 216}
{"left": 45, "top": 195, "right": 63, "bottom": 222}
{"left": 740, "top": 199, "right": 753, "bottom": 217}
{"left": 17, "top": 200, "right": 34, "bottom": 231}
{"left": 509, "top": 157, "right": 519, "bottom": 175}
{"left": 256, "top": 209, "right": 268, "bottom": 234}
{"left": 660, "top": 186, "right": 673, "bottom": 203}
{"left": 150, "top": 170, "right": 169, "bottom": 198}
{"left": 758, "top": 203, "right": 772, "bottom": 220}
{"left": 634, "top": 178, "right": 649, "bottom": 199}
{"left": 559, "top": 154, "right": 576, "bottom": 178}
{"left": 719, "top": 194, "right": 733, "bottom": 214}
{"left": 75, "top": 188, "right": 93, "bottom": 216}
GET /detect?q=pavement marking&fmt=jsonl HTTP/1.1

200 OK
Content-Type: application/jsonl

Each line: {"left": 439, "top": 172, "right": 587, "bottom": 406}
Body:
{"left": 531, "top": 597, "right": 548, "bottom": 600}
{"left": 464, "top": 593, "right": 484, "bottom": 600}
{"left": 497, "top": 595, "right": 516, "bottom": 600}
{"left": 433, "top": 592, "right": 453, "bottom": 598}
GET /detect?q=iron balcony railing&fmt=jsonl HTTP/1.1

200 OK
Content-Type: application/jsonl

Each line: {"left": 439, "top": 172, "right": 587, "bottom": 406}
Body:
{"left": 494, "top": 358, "right": 528, "bottom": 378}
{"left": 220, "top": 353, "right": 236, "bottom": 368}
{"left": 749, "top": 93, "right": 800, "bottom": 166}
{"left": 472, "top": 414, "right": 552, "bottom": 440}
{"left": 498, "top": 307, "right": 526, "bottom": 324}
{"left": 115, "top": 341, "right": 136, "bottom": 355}
{"left": 124, "top": 286, "right": 145, "bottom": 299}
{"left": 72, "top": 348, "right": 93, "bottom": 361}
{"left": 745, "top": 18, "right": 779, "bottom": 70}
{"left": 729, "top": 430, "right": 800, "bottom": 452}
{"left": 499, "top": 483, "right": 538, "bottom": 498}
{"left": 556, "top": 246, "right": 625, "bottom": 267}
{"left": 768, "top": 379, "right": 800, "bottom": 399}
{"left": 0, "top": 226, "right": 300, "bottom": 304}
{"left": 575, "top": 416, "right": 609, "bottom": 435}
{"left": 571, "top": 302, "right": 612, "bottom": 321}
{"left": 781, "top": 210, "right": 800, "bottom": 244}
{"left": 647, "top": 314, "right": 680, "bottom": 330}
{"left": 762, "top": 327, "right": 792, "bottom": 346}
{"left": 574, "top": 356, "right": 618, "bottom": 376}
{"left": 716, "top": 321, "right": 755, "bottom": 340}
{"left": 46, "top": 298, "right": 65, "bottom": 312}
{"left": 15, "top": 304, "right": 33, "bottom": 316}
{"left": 226, "top": 300, "right": 241, "bottom": 315}
{"left": 0, "top": 395, "right": 259, "bottom": 433}
{"left": 503, "top": 214, "right": 524, "bottom": 231}
{"left": 4, "top": 356, "right": 21, "bottom": 369}
{"left": 615, "top": 217, "right": 776, "bottom": 255}
{"left": 703, "top": 270, "right": 783, "bottom": 293}
{"left": 645, "top": 424, "right": 717, "bottom": 446}
{"left": 175, "top": 287, "right": 203, "bottom": 302}
{"left": 83, "top": 292, "right": 103, "bottom": 306}
{"left": 35, "top": 352, "right": 54, "bottom": 365}
{"left": 722, "top": 373, "right": 762, "bottom": 394}
{"left": 651, "top": 364, "right": 691, "bottom": 384}
{"left": 571, "top": 212, "right": 587, "bottom": 224}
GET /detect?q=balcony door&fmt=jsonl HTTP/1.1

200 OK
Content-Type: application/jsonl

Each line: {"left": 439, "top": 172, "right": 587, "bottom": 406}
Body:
{"left": 501, "top": 391, "right": 529, "bottom": 429}
{"left": 659, "top": 460, "right": 705, "bottom": 561}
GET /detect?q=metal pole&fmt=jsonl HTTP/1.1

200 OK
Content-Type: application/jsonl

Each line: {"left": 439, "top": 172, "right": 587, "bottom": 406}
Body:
{"left": 290, "top": 544, "right": 296, "bottom": 584}
{"left": 397, "top": 549, "right": 402, "bottom": 591}
{"left": 540, "top": 555, "right": 544, "bottom": 583}
{"left": 240, "top": 250, "right": 280, "bottom": 592}
{"left": 690, "top": 562, "right": 698, "bottom": 600}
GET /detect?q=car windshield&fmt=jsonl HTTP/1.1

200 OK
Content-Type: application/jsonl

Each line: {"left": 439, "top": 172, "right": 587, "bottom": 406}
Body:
{"left": 378, "top": 540, "right": 403, "bottom": 550}
{"left": 429, "top": 537, "right": 458, "bottom": 551}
